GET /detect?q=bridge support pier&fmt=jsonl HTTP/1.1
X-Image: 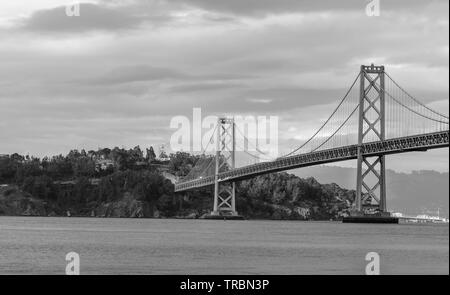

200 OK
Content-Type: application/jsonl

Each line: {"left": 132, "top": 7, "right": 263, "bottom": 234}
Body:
{"left": 210, "top": 117, "right": 240, "bottom": 218}
{"left": 354, "top": 64, "right": 389, "bottom": 216}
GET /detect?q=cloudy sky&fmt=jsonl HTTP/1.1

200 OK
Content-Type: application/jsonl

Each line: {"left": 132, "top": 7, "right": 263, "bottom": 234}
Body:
{"left": 0, "top": 0, "right": 448, "bottom": 172}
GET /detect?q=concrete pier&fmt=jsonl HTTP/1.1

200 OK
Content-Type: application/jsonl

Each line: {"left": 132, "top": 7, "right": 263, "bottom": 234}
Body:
{"left": 342, "top": 216, "right": 399, "bottom": 224}
{"left": 202, "top": 214, "right": 245, "bottom": 220}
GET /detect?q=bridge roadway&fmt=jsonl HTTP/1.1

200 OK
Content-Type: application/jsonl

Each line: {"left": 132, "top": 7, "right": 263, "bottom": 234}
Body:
{"left": 175, "top": 130, "right": 449, "bottom": 192}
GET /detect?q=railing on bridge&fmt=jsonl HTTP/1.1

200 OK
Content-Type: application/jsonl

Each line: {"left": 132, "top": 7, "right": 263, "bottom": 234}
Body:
{"left": 175, "top": 130, "right": 449, "bottom": 191}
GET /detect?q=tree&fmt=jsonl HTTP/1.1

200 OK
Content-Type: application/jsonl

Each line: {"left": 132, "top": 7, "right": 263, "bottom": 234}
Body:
{"left": 73, "top": 156, "right": 96, "bottom": 177}
{"left": 135, "top": 172, "right": 174, "bottom": 204}
{"left": 168, "top": 152, "right": 200, "bottom": 177}
{"left": 0, "top": 156, "right": 16, "bottom": 183}
{"left": 15, "top": 158, "right": 42, "bottom": 184}
{"left": 130, "top": 146, "right": 144, "bottom": 163}
{"left": 146, "top": 147, "right": 156, "bottom": 162}
{"left": 21, "top": 175, "right": 56, "bottom": 201}
{"left": 97, "top": 148, "right": 111, "bottom": 159}
{"left": 46, "top": 155, "right": 73, "bottom": 179}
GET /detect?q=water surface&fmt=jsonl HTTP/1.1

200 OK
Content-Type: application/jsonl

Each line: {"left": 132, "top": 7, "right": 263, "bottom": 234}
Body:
{"left": 0, "top": 217, "right": 448, "bottom": 275}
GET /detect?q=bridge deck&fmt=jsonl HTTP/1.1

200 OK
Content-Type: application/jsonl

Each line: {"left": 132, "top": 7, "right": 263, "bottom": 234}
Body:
{"left": 174, "top": 131, "right": 449, "bottom": 192}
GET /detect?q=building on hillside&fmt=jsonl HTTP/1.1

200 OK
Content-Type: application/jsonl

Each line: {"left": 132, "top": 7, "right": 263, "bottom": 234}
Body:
{"left": 156, "top": 144, "right": 170, "bottom": 163}
{"left": 95, "top": 158, "right": 115, "bottom": 171}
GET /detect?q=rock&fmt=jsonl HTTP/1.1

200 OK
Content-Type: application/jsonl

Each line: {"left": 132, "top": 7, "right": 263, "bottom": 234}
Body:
{"left": 0, "top": 186, "right": 48, "bottom": 216}
{"left": 271, "top": 205, "right": 292, "bottom": 220}
{"left": 153, "top": 210, "right": 161, "bottom": 218}
{"left": 199, "top": 213, "right": 209, "bottom": 219}
{"left": 185, "top": 212, "right": 198, "bottom": 219}
{"left": 294, "top": 207, "right": 311, "bottom": 219}
{"left": 47, "top": 211, "right": 58, "bottom": 217}
{"left": 95, "top": 193, "right": 154, "bottom": 218}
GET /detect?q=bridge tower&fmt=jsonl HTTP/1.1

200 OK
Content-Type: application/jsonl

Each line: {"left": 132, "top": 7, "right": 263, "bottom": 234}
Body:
{"left": 355, "top": 64, "right": 388, "bottom": 215}
{"left": 211, "top": 117, "right": 238, "bottom": 216}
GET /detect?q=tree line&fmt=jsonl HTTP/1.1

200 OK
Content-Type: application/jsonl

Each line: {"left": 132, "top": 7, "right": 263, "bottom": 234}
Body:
{"left": 1, "top": 148, "right": 354, "bottom": 219}
{"left": 0, "top": 147, "right": 205, "bottom": 215}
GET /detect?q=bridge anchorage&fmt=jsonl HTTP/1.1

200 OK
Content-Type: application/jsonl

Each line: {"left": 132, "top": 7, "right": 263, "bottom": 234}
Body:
{"left": 175, "top": 64, "right": 450, "bottom": 223}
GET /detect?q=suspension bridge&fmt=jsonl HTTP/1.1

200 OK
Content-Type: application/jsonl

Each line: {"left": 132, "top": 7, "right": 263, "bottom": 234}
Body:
{"left": 174, "top": 65, "right": 449, "bottom": 219}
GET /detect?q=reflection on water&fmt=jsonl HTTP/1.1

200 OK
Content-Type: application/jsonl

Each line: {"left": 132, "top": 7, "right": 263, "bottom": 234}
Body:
{"left": 0, "top": 217, "right": 448, "bottom": 275}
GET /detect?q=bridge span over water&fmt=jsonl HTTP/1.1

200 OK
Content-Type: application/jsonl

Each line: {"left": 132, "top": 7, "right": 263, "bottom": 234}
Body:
{"left": 174, "top": 65, "right": 449, "bottom": 218}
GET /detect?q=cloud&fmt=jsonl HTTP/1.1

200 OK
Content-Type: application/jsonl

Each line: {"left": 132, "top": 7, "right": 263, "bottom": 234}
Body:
{"left": 19, "top": 2, "right": 171, "bottom": 33}
{"left": 169, "top": 0, "right": 447, "bottom": 16}
{"left": 0, "top": 0, "right": 448, "bottom": 172}
{"left": 85, "top": 65, "right": 189, "bottom": 85}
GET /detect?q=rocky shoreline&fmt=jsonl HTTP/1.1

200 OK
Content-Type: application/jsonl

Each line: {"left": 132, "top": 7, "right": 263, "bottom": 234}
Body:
{"left": 0, "top": 185, "right": 352, "bottom": 220}
{"left": 0, "top": 150, "right": 356, "bottom": 221}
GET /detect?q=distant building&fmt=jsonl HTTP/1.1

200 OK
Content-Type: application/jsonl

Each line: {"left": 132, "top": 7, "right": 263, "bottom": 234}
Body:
{"left": 156, "top": 144, "right": 169, "bottom": 162}
{"left": 416, "top": 214, "right": 449, "bottom": 223}
{"left": 95, "top": 159, "right": 115, "bottom": 171}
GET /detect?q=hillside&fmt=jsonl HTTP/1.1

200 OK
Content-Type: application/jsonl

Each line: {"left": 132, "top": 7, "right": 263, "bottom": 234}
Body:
{"left": 293, "top": 166, "right": 449, "bottom": 217}
{"left": 0, "top": 149, "right": 355, "bottom": 220}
